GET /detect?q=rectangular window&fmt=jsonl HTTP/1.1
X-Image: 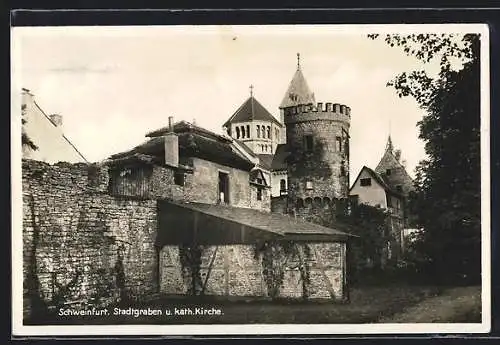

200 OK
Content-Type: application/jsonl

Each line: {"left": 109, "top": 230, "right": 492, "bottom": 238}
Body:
{"left": 396, "top": 185, "right": 402, "bottom": 192}
{"left": 174, "top": 172, "right": 185, "bottom": 186}
{"left": 386, "top": 169, "right": 392, "bottom": 175}
{"left": 304, "top": 135, "right": 314, "bottom": 152}
{"left": 218, "top": 172, "right": 230, "bottom": 204}
{"left": 280, "top": 178, "right": 286, "bottom": 191}
{"left": 360, "top": 178, "right": 371, "bottom": 186}
{"left": 306, "top": 181, "right": 313, "bottom": 190}
{"left": 257, "top": 188, "right": 262, "bottom": 201}
{"left": 336, "top": 136, "right": 342, "bottom": 152}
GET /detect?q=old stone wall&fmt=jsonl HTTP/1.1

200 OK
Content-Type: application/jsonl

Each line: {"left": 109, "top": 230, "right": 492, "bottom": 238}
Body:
{"left": 284, "top": 105, "right": 350, "bottom": 210}
{"left": 159, "top": 242, "right": 345, "bottom": 301}
{"left": 22, "top": 159, "right": 158, "bottom": 320}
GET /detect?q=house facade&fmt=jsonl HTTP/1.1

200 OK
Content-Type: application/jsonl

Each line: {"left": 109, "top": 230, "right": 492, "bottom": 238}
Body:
{"left": 21, "top": 88, "right": 87, "bottom": 164}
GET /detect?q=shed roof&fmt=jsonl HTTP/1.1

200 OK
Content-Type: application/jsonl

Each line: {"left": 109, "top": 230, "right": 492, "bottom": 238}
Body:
{"left": 157, "top": 200, "right": 357, "bottom": 246}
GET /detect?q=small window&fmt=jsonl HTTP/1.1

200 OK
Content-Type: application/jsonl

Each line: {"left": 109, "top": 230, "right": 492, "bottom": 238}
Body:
{"left": 336, "top": 136, "right": 342, "bottom": 152}
{"left": 174, "top": 172, "right": 185, "bottom": 186}
{"left": 235, "top": 127, "right": 240, "bottom": 139}
{"left": 360, "top": 178, "right": 371, "bottom": 186}
{"left": 257, "top": 188, "right": 262, "bottom": 201}
{"left": 396, "top": 185, "right": 402, "bottom": 192}
{"left": 241, "top": 126, "right": 246, "bottom": 139}
{"left": 247, "top": 125, "right": 250, "bottom": 138}
{"left": 304, "top": 135, "right": 314, "bottom": 152}
{"left": 386, "top": 169, "right": 392, "bottom": 175}
{"left": 280, "top": 178, "right": 286, "bottom": 191}
{"left": 306, "top": 181, "right": 313, "bottom": 190}
{"left": 256, "top": 178, "right": 263, "bottom": 185}
{"left": 267, "top": 126, "right": 271, "bottom": 139}
{"left": 256, "top": 125, "right": 260, "bottom": 138}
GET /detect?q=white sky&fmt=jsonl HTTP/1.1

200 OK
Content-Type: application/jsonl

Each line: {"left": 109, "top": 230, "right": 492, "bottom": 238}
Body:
{"left": 12, "top": 24, "right": 477, "bottom": 179}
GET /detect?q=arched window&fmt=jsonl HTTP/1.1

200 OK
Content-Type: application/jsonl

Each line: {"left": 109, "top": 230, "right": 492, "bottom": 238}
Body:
{"left": 296, "top": 198, "right": 304, "bottom": 209}
{"left": 313, "top": 197, "right": 322, "bottom": 208}
{"left": 256, "top": 125, "right": 260, "bottom": 138}
{"left": 235, "top": 127, "right": 240, "bottom": 139}
{"left": 241, "top": 126, "right": 246, "bottom": 138}
{"left": 247, "top": 125, "right": 250, "bottom": 138}
{"left": 267, "top": 126, "right": 271, "bottom": 138}
{"left": 305, "top": 197, "right": 312, "bottom": 207}
{"left": 280, "top": 179, "right": 286, "bottom": 192}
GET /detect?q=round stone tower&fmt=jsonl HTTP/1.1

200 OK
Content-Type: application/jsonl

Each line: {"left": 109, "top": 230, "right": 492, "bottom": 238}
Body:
{"left": 284, "top": 102, "right": 351, "bottom": 212}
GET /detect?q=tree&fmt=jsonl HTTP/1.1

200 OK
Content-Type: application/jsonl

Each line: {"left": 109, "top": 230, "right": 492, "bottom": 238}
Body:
{"left": 368, "top": 33, "right": 481, "bottom": 284}
{"left": 22, "top": 104, "right": 38, "bottom": 151}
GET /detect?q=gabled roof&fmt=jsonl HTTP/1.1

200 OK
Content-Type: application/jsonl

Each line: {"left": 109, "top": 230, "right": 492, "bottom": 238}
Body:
{"left": 280, "top": 68, "right": 316, "bottom": 109}
{"left": 223, "top": 96, "right": 282, "bottom": 128}
{"left": 350, "top": 166, "right": 403, "bottom": 198}
{"left": 270, "top": 144, "right": 288, "bottom": 171}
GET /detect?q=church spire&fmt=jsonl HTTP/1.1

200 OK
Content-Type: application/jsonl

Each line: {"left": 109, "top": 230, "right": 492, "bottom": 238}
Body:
{"left": 280, "top": 54, "right": 315, "bottom": 109}
{"left": 386, "top": 135, "right": 394, "bottom": 153}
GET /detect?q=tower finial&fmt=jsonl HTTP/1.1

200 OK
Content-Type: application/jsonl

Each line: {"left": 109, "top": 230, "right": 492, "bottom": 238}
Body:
{"left": 250, "top": 84, "right": 254, "bottom": 98}
{"left": 297, "top": 53, "right": 301, "bottom": 70}
{"left": 386, "top": 135, "right": 394, "bottom": 153}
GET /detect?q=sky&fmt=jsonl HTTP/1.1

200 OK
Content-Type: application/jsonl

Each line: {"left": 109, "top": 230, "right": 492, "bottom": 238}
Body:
{"left": 12, "top": 24, "right": 476, "bottom": 180}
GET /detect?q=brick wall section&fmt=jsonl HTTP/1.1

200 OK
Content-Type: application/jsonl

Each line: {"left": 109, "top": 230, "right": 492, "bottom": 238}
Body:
{"left": 159, "top": 243, "right": 346, "bottom": 301}
{"left": 22, "top": 159, "right": 158, "bottom": 319}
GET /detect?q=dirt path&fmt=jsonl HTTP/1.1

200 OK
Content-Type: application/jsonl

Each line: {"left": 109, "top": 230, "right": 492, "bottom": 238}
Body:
{"left": 379, "top": 286, "right": 482, "bottom": 323}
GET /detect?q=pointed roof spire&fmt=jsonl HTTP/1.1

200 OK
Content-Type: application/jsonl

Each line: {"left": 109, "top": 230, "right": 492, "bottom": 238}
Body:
{"left": 386, "top": 135, "right": 394, "bottom": 153}
{"left": 280, "top": 54, "right": 315, "bottom": 108}
{"left": 250, "top": 84, "right": 254, "bottom": 98}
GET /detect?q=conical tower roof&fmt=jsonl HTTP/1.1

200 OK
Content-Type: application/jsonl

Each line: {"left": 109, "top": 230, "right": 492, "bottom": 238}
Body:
{"left": 280, "top": 54, "right": 316, "bottom": 108}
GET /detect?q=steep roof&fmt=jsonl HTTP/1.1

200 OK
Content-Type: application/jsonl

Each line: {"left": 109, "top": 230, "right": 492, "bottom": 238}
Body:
{"left": 256, "top": 154, "right": 274, "bottom": 171}
{"left": 350, "top": 166, "right": 404, "bottom": 198}
{"left": 223, "top": 96, "right": 282, "bottom": 128}
{"left": 270, "top": 144, "right": 288, "bottom": 171}
{"left": 375, "top": 136, "right": 415, "bottom": 195}
{"left": 280, "top": 68, "right": 316, "bottom": 109}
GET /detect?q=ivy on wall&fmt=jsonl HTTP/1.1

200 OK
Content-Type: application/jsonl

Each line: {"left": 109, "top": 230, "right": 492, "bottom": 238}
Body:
{"left": 253, "top": 241, "right": 312, "bottom": 300}
{"left": 178, "top": 244, "right": 205, "bottom": 295}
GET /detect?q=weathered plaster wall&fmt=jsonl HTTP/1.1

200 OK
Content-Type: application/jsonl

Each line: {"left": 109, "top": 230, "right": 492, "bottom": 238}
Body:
{"left": 159, "top": 242, "right": 346, "bottom": 301}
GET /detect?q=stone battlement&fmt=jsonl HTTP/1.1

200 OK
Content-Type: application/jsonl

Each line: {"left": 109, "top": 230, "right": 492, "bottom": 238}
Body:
{"left": 283, "top": 102, "right": 351, "bottom": 117}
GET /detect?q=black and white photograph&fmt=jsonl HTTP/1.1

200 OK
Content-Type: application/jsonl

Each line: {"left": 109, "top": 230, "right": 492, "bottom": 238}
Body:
{"left": 11, "top": 22, "right": 490, "bottom": 336}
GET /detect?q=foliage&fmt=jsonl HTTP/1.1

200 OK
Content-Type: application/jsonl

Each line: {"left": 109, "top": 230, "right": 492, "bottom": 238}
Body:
{"left": 253, "top": 241, "right": 312, "bottom": 300}
{"left": 178, "top": 244, "right": 204, "bottom": 296}
{"left": 337, "top": 203, "right": 392, "bottom": 272}
{"left": 22, "top": 104, "right": 38, "bottom": 151}
{"left": 369, "top": 33, "right": 481, "bottom": 284}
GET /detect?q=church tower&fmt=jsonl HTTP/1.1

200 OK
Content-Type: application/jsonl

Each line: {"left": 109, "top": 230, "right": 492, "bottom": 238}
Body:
{"left": 223, "top": 86, "right": 283, "bottom": 155}
{"left": 279, "top": 53, "right": 316, "bottom": 144}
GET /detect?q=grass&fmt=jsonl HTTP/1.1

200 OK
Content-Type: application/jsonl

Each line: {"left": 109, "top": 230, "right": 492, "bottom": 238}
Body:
{"left": 25, "top": 284, "right": 482, "bottom": 325}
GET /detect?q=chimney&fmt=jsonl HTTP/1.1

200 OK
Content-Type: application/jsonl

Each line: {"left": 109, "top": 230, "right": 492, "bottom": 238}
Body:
{"left": 164, "top": 116, "right": 179, "bottom": 167}
{"left": 394, "top": 149, "right": 402, "bottom": 162}
{"left": 49, "top": 114, "right": 63, "bottom": 127}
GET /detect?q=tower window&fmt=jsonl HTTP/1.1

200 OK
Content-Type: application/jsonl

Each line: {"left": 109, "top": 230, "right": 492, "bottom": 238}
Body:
{"left": 360, "top": 178, "right": 371, "bottom": 186}
{"left": 247, "top": 125, "right": 250, "bottom": 138}
{"left": 257, "top": 125, "right": 260, "bottom": 138}
{"left": 267, "top": 126, "right": 271, "bottom": 139}
{"left": 280, "top": 178, "right": 286, "bottom": 192}
{"left": 386, "top": 169, "right": 392, "bottom": 175}
{"left": 304, "top": 135, "right": 314, "bottom": 152}
{"left": 241, "top": 126, "right": 246, "bottom": 138}
{"left": 236, "top": 127, "right": 240, "bottom": 139}
{"left": 306, "top": 181, "right": 313, "bottom": 190}
{"left": 396, "top": 185, "right": 402, "bottom": 192}
{"left": 218, "top": 172, "right": 230, "bottom": 204}
{"left": 336, "top": 136, "right": 342, "bottom": 152}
